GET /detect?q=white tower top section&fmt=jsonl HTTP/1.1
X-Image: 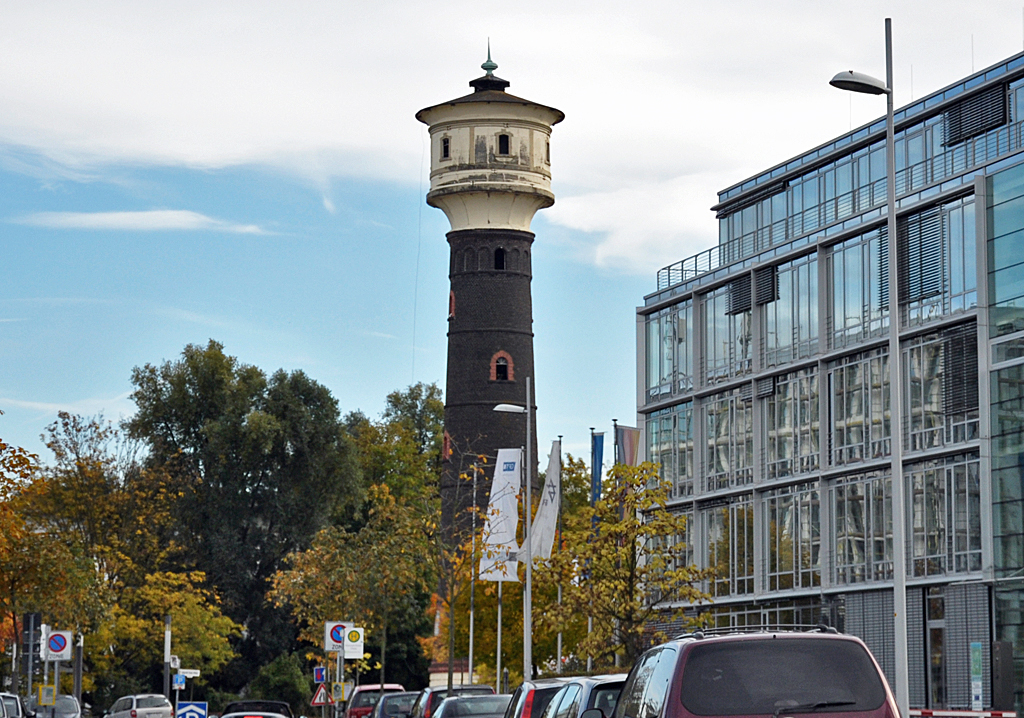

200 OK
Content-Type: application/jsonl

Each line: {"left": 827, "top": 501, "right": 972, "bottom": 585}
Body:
{"left": 416, "top": 54, "right": 564, "bottom": 233}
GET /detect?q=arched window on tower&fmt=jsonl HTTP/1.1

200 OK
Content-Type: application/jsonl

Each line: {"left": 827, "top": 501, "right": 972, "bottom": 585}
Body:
{"left": 490, "top": 351, "right": 515, "bottom": 381}
{"left": 494, "top": 248, "right": 506, "bottom": 270}
{"left": 498, "top": 134, "right": 510, "bottom": 156}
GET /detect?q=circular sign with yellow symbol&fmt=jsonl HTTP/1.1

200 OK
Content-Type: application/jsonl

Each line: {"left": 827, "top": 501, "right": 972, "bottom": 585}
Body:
{"left": 347, "top": 629, "right": 360, "bottom": 643}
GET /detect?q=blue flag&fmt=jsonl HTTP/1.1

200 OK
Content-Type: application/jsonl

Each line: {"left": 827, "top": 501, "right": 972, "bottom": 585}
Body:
{"left": 591, "top": 432, "right": 604, "bottom": 506}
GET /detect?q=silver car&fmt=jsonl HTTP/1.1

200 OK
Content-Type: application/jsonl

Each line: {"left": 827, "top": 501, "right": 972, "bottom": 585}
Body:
{"left": 106, "top": 696, "right": 172, "bottom": 718}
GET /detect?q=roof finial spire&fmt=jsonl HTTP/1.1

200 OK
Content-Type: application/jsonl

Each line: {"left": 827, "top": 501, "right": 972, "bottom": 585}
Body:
{"left": 481, "top": 39, "right": 497, "bottom": 76}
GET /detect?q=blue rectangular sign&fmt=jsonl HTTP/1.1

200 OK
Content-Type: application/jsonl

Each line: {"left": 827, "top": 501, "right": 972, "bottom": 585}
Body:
{"left": 177, "top": 702, "right": 208, "bottom": 718}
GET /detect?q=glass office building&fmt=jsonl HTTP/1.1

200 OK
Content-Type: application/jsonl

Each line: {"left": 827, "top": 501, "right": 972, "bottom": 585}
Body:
{"left": 639, "top": 52, "right": 1024, "bottom": 710}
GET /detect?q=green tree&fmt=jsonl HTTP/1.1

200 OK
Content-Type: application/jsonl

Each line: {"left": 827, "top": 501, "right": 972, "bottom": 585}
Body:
{"left": 23, "top": 413, "right": 187, "bottom": 592}
{"left": 87, "top": 571, "right": 241, "bottom": 708}
{"left": 544, "top": 462, "right": 713, "bottom": 665}
{"left": 248, "top": 653, "right": 311, "bottom": 717}
{"left": 126, "top": 340, "right": 362, "bottom": 690}
{"left": 272, "top": 484, "right": 433, "bottom": 688}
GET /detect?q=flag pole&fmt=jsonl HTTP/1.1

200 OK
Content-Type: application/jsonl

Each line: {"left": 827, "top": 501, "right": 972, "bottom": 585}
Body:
{"left": 555, "top": 435, "right": 563, "bottom": 674}
{"left": 468, "top": 463, "right": 477, "bottom": 684}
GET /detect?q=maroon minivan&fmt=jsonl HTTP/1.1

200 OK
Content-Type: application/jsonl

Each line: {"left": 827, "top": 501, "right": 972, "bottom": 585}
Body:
{"left": 605, "top": 629, "right": 898, "bottom": 718}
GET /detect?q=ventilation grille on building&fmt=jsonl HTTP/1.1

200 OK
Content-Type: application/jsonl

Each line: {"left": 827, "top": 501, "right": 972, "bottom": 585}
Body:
{"left": 754, "top": 265, "right": 779, "bottom": 305}
{"left": 944, "top": 84, "right": 1008, "bottom": 146}
{"left": 878, "top": 224, "right": 891, "bottom": 310}
{"left": 727, "top": 275, "right": 752, "bottom": 315}
{"left": 756, "top": 376, "right": 776, "bottom": 398}
{"left": 898, "top": 206, "right": 944, "bottom": 304}
{"left": 944, "top": 584, "right": 991, "bottom": 708}
{"left": 944, "top": 322, "right": 979, "bottom": 415}
{"left": 739, "top": 383, "right": 753, "bottom": 402}
{"left": 844, "top": 590, "right": 896, "bottom": 689}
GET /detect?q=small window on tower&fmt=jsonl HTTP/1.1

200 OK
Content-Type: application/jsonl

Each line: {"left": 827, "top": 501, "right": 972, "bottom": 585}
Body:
{"left": 494, "top": 248, "right": 505, "bottom": 270}
{"left": 546, "top": 141, "right": 551, "bottom": 163}
{"left": 498, "top": 134, "right": 510, "bottom": 155}
{"left": 490, "top": 351, "right": 515, "bottom": 381}
{"left": 441, "top": 137, "right": 450, "bottom": 160}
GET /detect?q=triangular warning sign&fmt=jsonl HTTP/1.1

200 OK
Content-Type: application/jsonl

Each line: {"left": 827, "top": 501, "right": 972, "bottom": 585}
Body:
{"left": 311, "top": 684, "right": 334, "bottom": 706}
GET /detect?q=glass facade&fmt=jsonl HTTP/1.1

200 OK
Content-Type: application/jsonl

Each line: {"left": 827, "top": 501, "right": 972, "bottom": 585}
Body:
{"left": 640, "top": 52, "right": 1024, "bottom": 711}
{"left": 764, "top": 367, "right": 819, "bottom": 480}
{"left": 763, "top": 253, "right": 818, "bottom": 367}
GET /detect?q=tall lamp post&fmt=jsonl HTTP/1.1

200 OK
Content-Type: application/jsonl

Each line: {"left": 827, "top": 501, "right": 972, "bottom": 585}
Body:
{"left": 830, "top": 18, "right": 909, "bottom": 718}
{"left": 494, "top": 376, "right": 533, "bottom": 681}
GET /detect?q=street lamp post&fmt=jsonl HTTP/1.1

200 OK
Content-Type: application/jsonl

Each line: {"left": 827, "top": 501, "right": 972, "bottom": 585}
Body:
{"left": 493, "top": 376, "right": 533, "bottom": 681}
{"left": 830, "top": 18, "right": 909, "bottom": 718}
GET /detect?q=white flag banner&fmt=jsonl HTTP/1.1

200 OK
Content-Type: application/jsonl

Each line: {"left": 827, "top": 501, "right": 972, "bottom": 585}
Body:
{"left": 479, "top": 448, "right": 521, "bottom": 582}
{"left": 529, "top": 440, "right": 561, "bottom": 560}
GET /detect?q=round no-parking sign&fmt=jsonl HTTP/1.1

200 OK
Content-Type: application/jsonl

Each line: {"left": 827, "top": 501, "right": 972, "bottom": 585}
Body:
{"left": 45, "top": 631, "right": 73, "bottom": 661}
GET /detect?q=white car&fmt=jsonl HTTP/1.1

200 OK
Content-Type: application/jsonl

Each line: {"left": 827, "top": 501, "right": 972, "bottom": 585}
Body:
{"left": 106, "top": 695, "right": 173, "bottom": 718}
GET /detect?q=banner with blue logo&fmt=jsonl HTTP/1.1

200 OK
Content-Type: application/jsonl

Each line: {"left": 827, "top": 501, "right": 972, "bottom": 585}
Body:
{"left": 479, "top": 448, "right": 521, "bottom": 582}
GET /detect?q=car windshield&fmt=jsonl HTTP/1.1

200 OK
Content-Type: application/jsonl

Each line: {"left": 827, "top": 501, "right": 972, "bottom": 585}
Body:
{"left": 137, "top": 699, "right": 170, "bottom": 710}
{"left": 55, "top": 697, "right": 78, "bottom": 714}
{"left": 3, "top": 698, "right": 20, "bottom": 717}
{"left": 353, "top": 693, "right": 383, "bottom": 709}
{"left": 449, "top": 698, "right": 510, "bottom": 716}
{"left": 679, "top": 639, "right": 887, "bottom": 716}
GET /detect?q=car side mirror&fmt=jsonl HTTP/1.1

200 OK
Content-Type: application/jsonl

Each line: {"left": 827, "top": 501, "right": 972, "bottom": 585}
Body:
{"left": 581, "top": 710, "right": 604, "bottom": 718}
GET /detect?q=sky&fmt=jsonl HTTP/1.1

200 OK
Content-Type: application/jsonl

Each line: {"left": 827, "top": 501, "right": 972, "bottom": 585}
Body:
{"left": 3, "top": 0, "right": 1024, "bottom": 464}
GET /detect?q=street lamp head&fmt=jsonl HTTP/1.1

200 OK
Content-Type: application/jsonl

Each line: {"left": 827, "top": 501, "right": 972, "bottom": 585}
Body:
{"left": 493, "top": 403, "right": 526, "bottom": 414}
{"left": 829, "top": 70, "right": 888, "bottom": 95}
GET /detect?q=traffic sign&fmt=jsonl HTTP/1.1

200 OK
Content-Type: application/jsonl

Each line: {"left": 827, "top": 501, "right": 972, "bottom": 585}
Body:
{"left": 177, "top": 703, "right": 207, "bottom": 718}
{"left": 323, "top": 621, "right": 351, "bottom": 652}
{"left": 178, "top": 669, "right": 201, "bottom": 678}
{"left": 172, "top": 674, "right": 186, "bottom": 691}
{"left": 313, "top": 666, "right": 327, "bottom": 684}
{"left": 311, "top": 684, "right": 334, "bottom": 706}
{"left": 343, "top": 627, "right": 364, "bottom": 660}
{"left": 44, "top": 631, "right": 73, "bottom": 661}
{"left": 332, "top": 682, "right": 349, "bottom": 702}
{"left": 38, "top": 686, "right": 55, "bottom": 706}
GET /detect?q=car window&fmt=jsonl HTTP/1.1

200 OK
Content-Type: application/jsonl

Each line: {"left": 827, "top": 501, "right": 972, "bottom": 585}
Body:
{"left": 56, "top": 697, "right": 78, "bottom": 712}
{"left": 553, "top": 687, "right": 581, "bottom": 718}
{"left": 112, "top": 700, "right": 129, "bottom": 713}
{"left": 411, "top": 693, "right": 428, "bottom": 718}
{"left": 588, "top": 684, "right": 624, "bottom": 717}
{"left": 452, "top": 698, "right": 511, "bottom": 717}
{"left": 383, "top": 696, "right": 417, "bottom": 716}
{"left": 137, "top": 699, "right": 170, "bottom": 710}
{"left": 679, "top": 639, "right": 887, "bottom": 716}
{"left": 503, "top": 688, "right": 525, "bottom": 718}
{"left": 641, "top": 648, "right": 676, "bottom": 718}
{"left": 2, "top": 697, "right": 19, "bottom": 718}
{"left": 615, "top": 648, "right": 663, "bottom": 718}
{"left": 530, "top": 689, "right": 564, "bottom": 718}
{"left": 353, "top": 693, "right": 383, "bottom": 709}
{"left": 538, "top": 688, "right": 567, "bottom": 718}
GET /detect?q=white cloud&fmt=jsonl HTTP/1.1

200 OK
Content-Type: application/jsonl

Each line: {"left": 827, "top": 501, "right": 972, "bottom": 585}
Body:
{"left": 14, "top": 209, "right": 264, "bottom": 233}
{"left": 0, "top": 392, "right": 134, "bottom": 419}
{"left": 0, "top": 0, "right": 1019, "bottom": 270}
